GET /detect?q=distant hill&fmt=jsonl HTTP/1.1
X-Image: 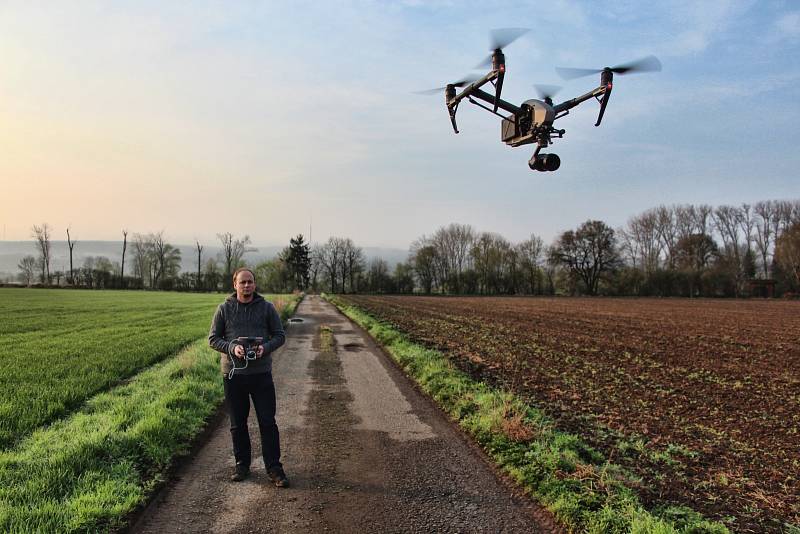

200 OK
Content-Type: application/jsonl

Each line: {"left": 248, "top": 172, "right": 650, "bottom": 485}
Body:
{"left": 0, "top": 241, "right": 409, "bottom": 282}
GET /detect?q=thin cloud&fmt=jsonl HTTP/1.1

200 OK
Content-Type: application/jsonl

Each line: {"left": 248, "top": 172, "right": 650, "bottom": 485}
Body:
{"left": 775, "top": 11, "right": 800, "bottom": 40}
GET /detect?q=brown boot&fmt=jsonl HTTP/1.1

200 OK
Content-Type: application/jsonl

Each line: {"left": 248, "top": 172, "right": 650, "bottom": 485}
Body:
{"left": 231, "top": 465, "right": 250, "bottom": 482}
{"left": 267, "top": 466, "right": 289, "bottom": 488}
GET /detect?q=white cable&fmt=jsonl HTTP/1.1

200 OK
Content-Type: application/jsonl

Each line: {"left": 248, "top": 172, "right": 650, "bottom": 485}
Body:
{"left": 227, "top": 342, "right": 250, "bottom": 379}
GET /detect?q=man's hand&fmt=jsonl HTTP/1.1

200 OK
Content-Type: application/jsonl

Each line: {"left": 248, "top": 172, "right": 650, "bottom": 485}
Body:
{"left": 257, "top": 345, "right": 265, "bottom": 358}
{"left": 233, "top": 344, "right": 246, "bottom": 359}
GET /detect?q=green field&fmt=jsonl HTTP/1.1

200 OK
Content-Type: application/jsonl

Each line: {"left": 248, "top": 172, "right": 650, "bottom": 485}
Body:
{"left": 0, "top": 288, "right": 299, "bottom": 532}
{"left": 0, "top": 289, "right": 227, "bottom": 448}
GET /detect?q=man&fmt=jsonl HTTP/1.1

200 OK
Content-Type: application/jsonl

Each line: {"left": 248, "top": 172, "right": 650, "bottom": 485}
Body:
{"left": 208, "top": 267, "right": 288, "bottom": 487}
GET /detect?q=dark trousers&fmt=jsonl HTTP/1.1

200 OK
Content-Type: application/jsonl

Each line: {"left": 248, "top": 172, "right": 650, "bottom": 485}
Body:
{"left": 223, "top": 372, "right": 282, "bottom": 472}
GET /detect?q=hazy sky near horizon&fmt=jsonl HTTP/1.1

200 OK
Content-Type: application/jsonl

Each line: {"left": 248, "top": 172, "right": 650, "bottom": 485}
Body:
{"left": 1, "top": 1, "right": 799, "bottom": 249}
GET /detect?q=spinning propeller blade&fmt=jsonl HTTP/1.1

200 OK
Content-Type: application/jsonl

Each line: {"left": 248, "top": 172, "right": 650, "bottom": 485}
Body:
{"left": 475, "top": 27, "right": 530, "bottom": 68}
{"left": 534, "top": 84, "right": 562, "bottom": 102}
{"left": 609, "top": 55, "right": 662, "bottom": 75}
{"left": 555, "top": 55, "right": 662, "bottom": 80}
{"left": 413, "top": 74, "right": 480, "bottom": 95}
{"left": 490, "top": 27, "right": 530, "bottom": 50}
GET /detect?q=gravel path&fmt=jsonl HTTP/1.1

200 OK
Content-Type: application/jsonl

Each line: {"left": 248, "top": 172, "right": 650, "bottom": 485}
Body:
{"left": 128, "top": 295, "right": 559, "bottom": 533}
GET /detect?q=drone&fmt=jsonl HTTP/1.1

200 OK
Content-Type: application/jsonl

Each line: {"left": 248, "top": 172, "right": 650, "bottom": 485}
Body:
{"left": 417, "top": 29, "right": 662, "bottom": 172}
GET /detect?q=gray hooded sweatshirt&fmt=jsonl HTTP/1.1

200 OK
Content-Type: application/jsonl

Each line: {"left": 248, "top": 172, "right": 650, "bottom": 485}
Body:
{"left": 208, "top": 293, "right": 286, "bottom": 376}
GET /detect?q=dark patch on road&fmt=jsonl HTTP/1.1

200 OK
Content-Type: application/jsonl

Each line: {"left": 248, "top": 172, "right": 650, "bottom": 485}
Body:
{"left": 297, "top": 324, "right": 360, "bottom": 530}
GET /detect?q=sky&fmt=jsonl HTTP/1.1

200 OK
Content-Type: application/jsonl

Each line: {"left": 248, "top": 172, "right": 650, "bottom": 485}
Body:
{"left": 1, "top": 1, "right": 798, "bottom": 249}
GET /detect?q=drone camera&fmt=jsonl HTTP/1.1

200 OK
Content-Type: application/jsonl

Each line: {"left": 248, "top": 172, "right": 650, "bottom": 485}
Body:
{"left": 529, "top": 153, "right": 560, "bottom": 172}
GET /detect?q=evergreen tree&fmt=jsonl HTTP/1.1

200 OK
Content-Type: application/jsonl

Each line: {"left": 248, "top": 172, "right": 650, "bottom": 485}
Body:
{"left": 286, "top": 234, "right": 311, "bottom": 290}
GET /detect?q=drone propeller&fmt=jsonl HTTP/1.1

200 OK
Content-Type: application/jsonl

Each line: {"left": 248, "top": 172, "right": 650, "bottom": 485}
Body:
{"left": 555, "top": 55, "right": 662, "bottom": 80}
{"left": 413, "top": 74, "right": 480, "bottom": 95}
{"left": 475, "top": 28, "right": 530, "bottom": 68}
{"left": 534, "top": 84, "right": 562, "bottom": 103}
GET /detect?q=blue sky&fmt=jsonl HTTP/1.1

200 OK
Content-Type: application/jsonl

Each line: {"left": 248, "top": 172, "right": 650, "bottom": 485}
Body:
{"left": 1, "top": 1, "right": 798, "bottom": 249}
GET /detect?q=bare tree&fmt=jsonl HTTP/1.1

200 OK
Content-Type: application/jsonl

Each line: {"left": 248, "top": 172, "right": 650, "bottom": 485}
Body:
{"left": 66, "top": 227, "right": 76, "bottom": 285}
{"left": 148, "top": 232, "right": 181, "bottom": 288}
{"left": 409, "top": 238, "right": 438, "bottom": 294}
{"left": 674, "top": 205, "right": 695, "bottom": 243}
{"left": 754, "top": 201, "right": 776, "bottom": 278}
{"left": 739, "top": 204, "right": 755, "bottom": 250}
{"left": 775, "top": 222, "right": 800, "bottom": 288}
{"left": 693, "top": 204, "right": 714, "bottom": 236}
{"left": 131, "top": 233, "right": 153, "bottom": 288}
{"left": 630, "top": 209, "right": 663, "bottom": 273}
{"left": 196, "top": 240, "right": 204, "bottom": 290}
{"left": 471, "top": 232, "right": 512, "bottom": 294}
{"left": 713, "top": 205, "right": 745, "bottom": 294}
{"left": 17, "top": 255, "right": 37, "bottom": 286}
{"left": 31, "top": 223, "right": 52, "bottom": 285}
{"left": 552, "top": 220, "right": 620, "bottom": 295}
{"left": 365, "top": 258, "right": 391, "bottom": 293}
{"left": 675, "top": 233, "right": 719, "bottom": 297}
{"left": 655, "top": 206, "right": 678, "bottom": 268}
{"left": 431, "top": 223, "right": 475, "bottom": 293}
{"left": 121, "top": 230, "right": 128, "bottom": 281}
{"left": 150, "top": 232, "right": 166, "bottom": 287}
{"left": 791, "top": 200, "right": 800, "bottom": 227}
{"left": 217, "top": 233, "right": 256, "bottom": 288}
{"left": 734, "top": 203, "right": 759, "bottom": 279}
{"left": 204, "top": 257, "right": 221, "bottom": 291}
{"left": 516, "top": 234, "right": 544, "bottom": 294}
{"left": 316, "top": 237, "right": 344, "bottom": 293}
{"left": 618, "top": 225, "right": 640, "bottom": 270}
{"left": 309, "top": 245, "right": 323, "bottom": 291}
{"left": 775, "top": 200, "right": 795, "bottom": 236}
{"left": 342, "top": 238, "right": 365, "bottom": 293}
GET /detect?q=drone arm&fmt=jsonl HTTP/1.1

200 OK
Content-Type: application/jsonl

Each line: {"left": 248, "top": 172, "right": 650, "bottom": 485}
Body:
{"left": 467, "top": 87, "right": 521, "bottom": 115}
{"left": 449, "top": 71, "right": 521, "bottom": 116}
{"left": 467, "top": 96, "right": 509, "bottom": 119}
{"left": 552, "top": 84, "right": 607, "bottom": 115}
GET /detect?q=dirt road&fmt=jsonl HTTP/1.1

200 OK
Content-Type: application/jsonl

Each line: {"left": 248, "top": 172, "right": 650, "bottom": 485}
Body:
{"left": 129, "top": 295, "right": 557, "bottom": 533}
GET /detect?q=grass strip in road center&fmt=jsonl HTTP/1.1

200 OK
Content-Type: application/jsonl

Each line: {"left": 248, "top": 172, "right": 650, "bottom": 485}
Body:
{"left": 326, "top": 295, "right": 729, "bottom": 534}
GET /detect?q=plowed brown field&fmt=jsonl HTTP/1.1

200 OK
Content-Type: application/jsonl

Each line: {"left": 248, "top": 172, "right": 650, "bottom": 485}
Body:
{"left": 340, "top": 295, "right": 800, "bottom": 533}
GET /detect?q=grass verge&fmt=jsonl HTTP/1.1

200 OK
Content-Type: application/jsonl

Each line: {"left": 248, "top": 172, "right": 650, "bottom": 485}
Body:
{"left": 0, "top": 340, "right": 221, "bottom": 533}
{"left": 0, "top": 293, "right": 302, "bottom": 533}
{"left": 325, "top": 295, "right": 729, "bottom": 534}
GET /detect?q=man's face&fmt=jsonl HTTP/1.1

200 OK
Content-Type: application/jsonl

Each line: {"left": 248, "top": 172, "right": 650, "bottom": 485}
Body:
{"left": 234, "top": 271, "right": 255, "bottom": 299}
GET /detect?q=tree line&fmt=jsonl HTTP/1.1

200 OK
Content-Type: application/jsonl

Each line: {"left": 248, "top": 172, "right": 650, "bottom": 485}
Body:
{"left": 15, "top": 198, "right": 800, "bottom": 297}
{"left": 401, "top": 200, "right": 799, "bottom": 297}
{"left": 15, "top": 228, "right": 312, "bottom": 293}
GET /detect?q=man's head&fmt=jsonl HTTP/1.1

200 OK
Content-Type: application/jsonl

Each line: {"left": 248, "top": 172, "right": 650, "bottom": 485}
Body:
{"left": 233, "top": 268, "right": 256, "bottom": 302}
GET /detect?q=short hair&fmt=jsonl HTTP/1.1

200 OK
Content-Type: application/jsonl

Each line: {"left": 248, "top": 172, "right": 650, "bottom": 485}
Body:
{"left": 232, "top": 267, "right": 255, "bottom": 286}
